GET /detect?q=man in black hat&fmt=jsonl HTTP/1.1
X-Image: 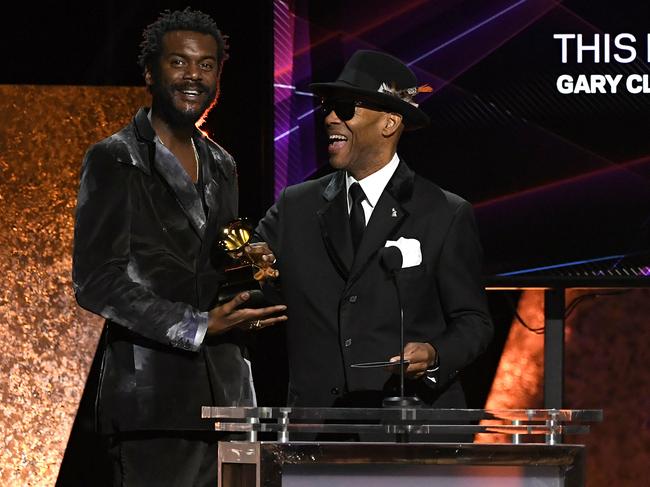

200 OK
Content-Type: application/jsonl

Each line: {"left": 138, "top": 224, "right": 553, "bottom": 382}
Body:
{"left": 256, "top": 50, "right": 492, "bottom": 408}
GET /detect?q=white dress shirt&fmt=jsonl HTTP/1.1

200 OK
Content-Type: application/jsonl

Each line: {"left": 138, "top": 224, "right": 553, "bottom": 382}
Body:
{"left": 345, "top": 152, "right": 400, "bottom": 222}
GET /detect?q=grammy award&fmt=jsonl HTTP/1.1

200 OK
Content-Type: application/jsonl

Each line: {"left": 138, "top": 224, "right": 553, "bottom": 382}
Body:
{"left": 216, "top": 218, "right": 278, "bottom": 308}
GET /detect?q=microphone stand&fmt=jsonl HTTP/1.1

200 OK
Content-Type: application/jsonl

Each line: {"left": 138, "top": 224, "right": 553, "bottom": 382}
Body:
{"left": 382, "top": 264, "right": 422, "bottom": 410}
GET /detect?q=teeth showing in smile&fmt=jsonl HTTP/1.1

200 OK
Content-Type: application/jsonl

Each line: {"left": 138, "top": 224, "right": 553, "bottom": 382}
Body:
{"left": 181, "top": 90, "right": 200, "bottom": 96}
{"left": 328, "top": 134, "right": 348, "bottom": 144}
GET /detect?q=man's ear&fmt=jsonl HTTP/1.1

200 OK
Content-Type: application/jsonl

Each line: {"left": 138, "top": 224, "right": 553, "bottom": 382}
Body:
{"left": 382, "top": 113, "right": 403, "bottom": 137}
{"left": 144, "top": 65, "right": 153, "bottom": 88}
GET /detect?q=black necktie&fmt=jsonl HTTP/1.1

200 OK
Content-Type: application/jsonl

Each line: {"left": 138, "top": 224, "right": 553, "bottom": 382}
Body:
{"left": 349, "top": 182, "right": 366, "bottom": 253}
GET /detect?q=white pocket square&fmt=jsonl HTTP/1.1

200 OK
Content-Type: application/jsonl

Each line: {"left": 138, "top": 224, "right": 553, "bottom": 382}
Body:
{"left": 384, "top": 237, "right": 422, "bottom": 268}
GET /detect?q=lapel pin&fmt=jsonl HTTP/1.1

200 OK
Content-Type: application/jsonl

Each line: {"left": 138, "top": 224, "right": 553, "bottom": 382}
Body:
{"left": 391, "top": 208, "right": 398, "bottom": 218}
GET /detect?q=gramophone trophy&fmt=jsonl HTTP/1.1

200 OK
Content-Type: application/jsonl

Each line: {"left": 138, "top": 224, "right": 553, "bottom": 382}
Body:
{"left": 216, "top": 218, "right": 278, "bottom": 308}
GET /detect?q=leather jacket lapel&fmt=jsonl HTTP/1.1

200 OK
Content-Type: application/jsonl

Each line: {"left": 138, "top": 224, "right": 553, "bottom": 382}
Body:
{"left": 198, "top": 138, "right": 220, "bottom": 222}
{"left": 199, "top": 138, "right": 225, "bottom": 247}
{"left": 133, "top": 109, "right": 207, "bottom": 238}
{"left": 153, "top": 140, "right": 207, "bottom": 237}
{"left": 317, "top": 172, "right": 353, "bottom": 280}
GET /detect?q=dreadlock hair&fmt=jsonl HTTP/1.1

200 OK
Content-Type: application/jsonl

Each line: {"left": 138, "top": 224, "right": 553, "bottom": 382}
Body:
{"left": 138, "top": 8, "right": 228, "bottom": 75}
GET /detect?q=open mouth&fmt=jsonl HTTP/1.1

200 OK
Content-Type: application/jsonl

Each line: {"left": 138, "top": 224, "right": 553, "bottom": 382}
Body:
{"left": 328, "top": 134, "right": 348, "bottom": 153}
{"left": 176, "top": 87, "right": 204, "bottom": 100}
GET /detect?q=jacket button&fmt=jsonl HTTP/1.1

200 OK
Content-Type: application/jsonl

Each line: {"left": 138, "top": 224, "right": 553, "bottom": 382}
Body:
{"left": 344, "top": 339, "right": 352, "bottom": 347}
{"left": 330, "top": 387, "right": 340, "bottom": 395}
{"left": 348, "top": 295, "right": 357, "bottom": 303}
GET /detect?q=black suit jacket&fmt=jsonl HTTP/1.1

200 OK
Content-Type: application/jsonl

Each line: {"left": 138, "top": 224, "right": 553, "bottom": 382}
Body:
{"left": 73, "top": 108, "right": 254, "bottom": 433}
{"left": 256, "top": 160, "right": 493, "bottom": 407}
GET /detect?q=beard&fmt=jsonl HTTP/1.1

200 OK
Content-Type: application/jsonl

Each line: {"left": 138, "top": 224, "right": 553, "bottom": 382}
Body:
{"left": 150, "top": 76, "right": 218, "bottom": 129}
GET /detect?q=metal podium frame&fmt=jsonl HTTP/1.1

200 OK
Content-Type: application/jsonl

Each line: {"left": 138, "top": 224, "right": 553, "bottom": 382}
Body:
{"left": 204, "top": 407, "right": 603, "bottom": 487}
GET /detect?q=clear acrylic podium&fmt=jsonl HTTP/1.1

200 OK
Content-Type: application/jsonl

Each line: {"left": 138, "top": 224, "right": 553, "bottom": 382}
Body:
{"left": 202, "top": 407, "right": 602, "bottom": 486}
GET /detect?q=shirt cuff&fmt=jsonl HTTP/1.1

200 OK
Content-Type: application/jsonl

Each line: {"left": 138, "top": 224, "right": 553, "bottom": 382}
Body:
{"left": 166, "top": 309, "right": 209, "bottom": 352}
{"left": 423, "top": 346, "right": 440, "bottom": 387}
{"left": 192, "top": 313, "right": 209, "bottom": 349}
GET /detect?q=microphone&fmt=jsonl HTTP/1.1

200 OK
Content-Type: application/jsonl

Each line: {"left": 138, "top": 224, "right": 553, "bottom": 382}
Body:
{"left": 379, "top": 246, "right": 402, "bottom": 274}
{"left": 379, "top": 246, "right": 422, "bottom": 409}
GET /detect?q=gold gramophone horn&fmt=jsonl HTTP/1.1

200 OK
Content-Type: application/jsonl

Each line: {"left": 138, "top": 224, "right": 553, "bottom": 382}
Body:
{"left": 217, "top": 218, "right": 253, "bottom": 255}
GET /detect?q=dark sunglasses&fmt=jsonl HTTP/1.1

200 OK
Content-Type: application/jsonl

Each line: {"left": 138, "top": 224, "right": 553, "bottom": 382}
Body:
{"left": 319, "top": 99, "right": 383, "bottom": 121}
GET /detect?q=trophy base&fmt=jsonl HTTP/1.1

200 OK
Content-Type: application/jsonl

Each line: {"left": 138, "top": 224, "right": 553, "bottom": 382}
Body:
{"left": 217, "top": 287, "right": 269, "bottom": 309}
{"left": 217, "top": 264, "right": 272, "bottom": 309}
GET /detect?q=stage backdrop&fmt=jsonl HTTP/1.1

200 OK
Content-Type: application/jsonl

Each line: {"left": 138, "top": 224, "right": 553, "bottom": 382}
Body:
{"left": 0, "top": 85, "right": 147, "bottom": 485}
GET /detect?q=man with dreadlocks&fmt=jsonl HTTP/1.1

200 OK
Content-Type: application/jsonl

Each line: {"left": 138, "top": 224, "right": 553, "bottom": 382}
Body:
{"left": 72, "top": 8, "right": 286, "bottom": 485}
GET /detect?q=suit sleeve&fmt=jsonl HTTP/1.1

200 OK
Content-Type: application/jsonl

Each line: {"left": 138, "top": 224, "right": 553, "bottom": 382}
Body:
{"left": 72, "top": 145, "right": 207, "bottom": 352}
{"left": 253, "top": 188, "right": 286, "bottom": 303}
{"left": 254, "top": 187, "right": 285, "bottom": 249}
{"left": 430, "top": 200, "right": 493, "bottom": 388}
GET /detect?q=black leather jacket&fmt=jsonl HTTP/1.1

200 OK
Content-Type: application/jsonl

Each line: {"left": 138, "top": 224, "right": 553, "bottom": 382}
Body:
{"left": 73, "top": 108, "right": 254, "bottom": 432}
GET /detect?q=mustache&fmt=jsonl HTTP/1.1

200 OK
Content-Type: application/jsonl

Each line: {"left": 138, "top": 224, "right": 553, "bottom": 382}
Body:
{"left": 173, "top": 82, "right": 209, "bottom": 93}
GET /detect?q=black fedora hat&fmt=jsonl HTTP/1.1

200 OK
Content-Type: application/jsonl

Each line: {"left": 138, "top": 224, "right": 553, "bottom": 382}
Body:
{"left": 309, "top": 50, "right": 430, "bottom": 130}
